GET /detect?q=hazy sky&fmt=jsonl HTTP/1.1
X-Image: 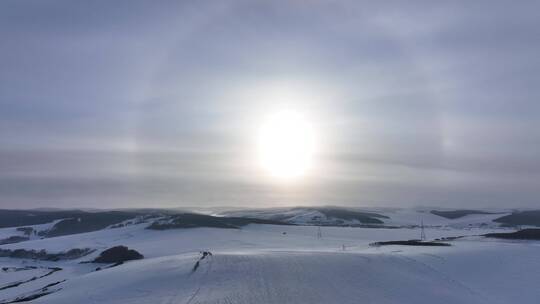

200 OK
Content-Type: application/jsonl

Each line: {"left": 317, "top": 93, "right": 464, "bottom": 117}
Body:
{"left": 1, "top": 0, "right": 539, "bottom": 209}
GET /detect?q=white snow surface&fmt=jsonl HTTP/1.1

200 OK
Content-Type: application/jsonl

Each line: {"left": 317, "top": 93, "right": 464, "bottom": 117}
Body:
{"left": 0, "top": 221, "right": 538, "bottom": 304}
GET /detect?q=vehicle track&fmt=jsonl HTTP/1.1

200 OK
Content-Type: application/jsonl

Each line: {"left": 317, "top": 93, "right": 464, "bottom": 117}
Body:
{"left": 185, "top": 254, "right": 213, "bottom": 304}
{"left": 161, "top": 253, "right": 214, "bottom": 304}
{"left": 390, "top": 253, "right": 490, "bottom": 303}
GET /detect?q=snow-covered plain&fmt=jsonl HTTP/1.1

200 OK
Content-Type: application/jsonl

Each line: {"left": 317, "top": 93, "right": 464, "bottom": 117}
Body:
{"left": 1, "top": 213, "right": 539, "bottom": 304}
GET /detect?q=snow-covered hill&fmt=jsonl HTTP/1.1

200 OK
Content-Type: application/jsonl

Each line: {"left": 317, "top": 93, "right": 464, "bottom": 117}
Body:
{"left": 1, "top": 208, "right": 539, "bottom": 304}
{"left": 37, "top": 250, "right": 501, "bottom": 304}
{"left": 218, "top": 207, "right": 513, "bottom": 229}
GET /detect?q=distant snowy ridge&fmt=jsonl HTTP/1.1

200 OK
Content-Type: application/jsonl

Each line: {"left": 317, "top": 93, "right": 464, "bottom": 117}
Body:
{"left": 218, "top": 207, "right": 520, "bottom": 229}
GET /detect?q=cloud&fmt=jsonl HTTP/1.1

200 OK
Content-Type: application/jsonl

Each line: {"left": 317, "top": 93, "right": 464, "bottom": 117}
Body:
{"left": 0, "top": 0, "right": 539, "bottom": 208}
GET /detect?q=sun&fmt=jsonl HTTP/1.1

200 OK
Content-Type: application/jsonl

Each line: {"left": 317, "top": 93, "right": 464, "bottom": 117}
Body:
{"left": 257, "top": 111, "right": 316, "bottom": 180}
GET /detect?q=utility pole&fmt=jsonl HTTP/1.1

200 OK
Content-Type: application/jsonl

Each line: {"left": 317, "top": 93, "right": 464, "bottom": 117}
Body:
{"left": 317, "top": 226, "right": 322, "bottom": 239}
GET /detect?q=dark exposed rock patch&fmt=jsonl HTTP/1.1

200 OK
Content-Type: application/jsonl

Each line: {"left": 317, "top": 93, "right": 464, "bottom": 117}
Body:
{"left": 0, "top": 248, "right": 93, "bottom": 261}
{"left": 147, "top": 213, "right": 290, "bottom": 230}
{"left": 434, "top": 236, "right": 465, "bottom": 241}
{"left": 15, "top": 227, "right": 34, "bottom": 236}
{"left": 0, "top": 236, "right": 29, "bottom": 245}
{"left": 0, "top": 209, "right": 140, "bottom": 229}
{"left": 93, "top": 246, "right": 143, "bottom": 263}
{"left": 0, "top": 267, "right": 62, "bottom": 291}
{"left": 109, "top": 214, "right": 161, "bottom": 229}
{"left": 431, "top": 210, "right": 494, "bottom": 219}
{"left": 484, "top": 228, "right": 540, "bottom": 240}
{"left": 44, "top": 212, "right": 140, "bottom": 237}
{"left": 0, "top": 279, "right": 65, "bottom": 304}
{"left": 2, "top": 266, "right": 38, "bottom": 272}
{"left": 310, "top": 207, "right": 388, "bottom": 224}
{"left": 370, "top": 240, "right": 451, "bottom": 247}
{"left": 493, "top": 211, "right": 540, "bottom": 227}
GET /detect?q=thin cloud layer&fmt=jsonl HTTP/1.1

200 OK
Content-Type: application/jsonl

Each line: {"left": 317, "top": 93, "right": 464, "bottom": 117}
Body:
{"left": 1, "top": 1, "right": 539, "bottom": 208}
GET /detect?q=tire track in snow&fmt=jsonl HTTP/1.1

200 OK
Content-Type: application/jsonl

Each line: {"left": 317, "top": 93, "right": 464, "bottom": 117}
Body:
{"left": 161, "top": 253, "right": 213, "bottom": 304}
{"left": 185, "top": 254, "right": 213, "bottom": 304}
{"left": 390, "top": 253, "right": 490, "bottom": 303}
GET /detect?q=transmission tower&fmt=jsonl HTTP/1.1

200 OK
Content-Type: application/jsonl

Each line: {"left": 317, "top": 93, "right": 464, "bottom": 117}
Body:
{"left": 420, "top": 219, "right": 426, "bottom": 241}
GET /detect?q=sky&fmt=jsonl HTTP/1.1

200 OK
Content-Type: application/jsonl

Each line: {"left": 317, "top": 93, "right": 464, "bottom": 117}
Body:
{"left": 1, "top": 0, "right": 539, "bottom": 209}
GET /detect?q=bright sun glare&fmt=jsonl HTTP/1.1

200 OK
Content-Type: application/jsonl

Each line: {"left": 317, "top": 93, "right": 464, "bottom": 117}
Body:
{"left": 258, "top": 111, "right": 316, "bottom": 180}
